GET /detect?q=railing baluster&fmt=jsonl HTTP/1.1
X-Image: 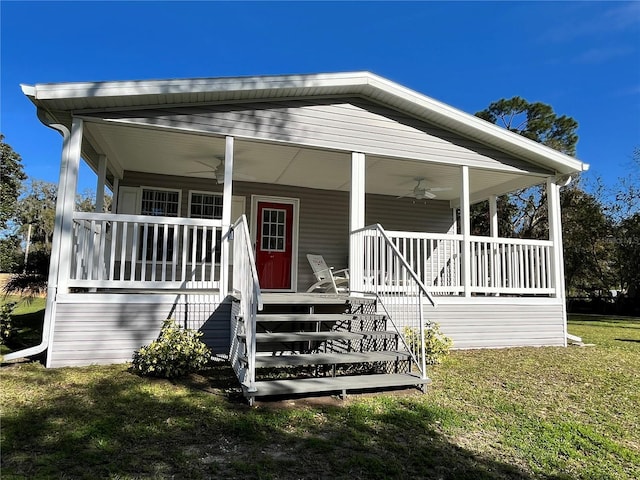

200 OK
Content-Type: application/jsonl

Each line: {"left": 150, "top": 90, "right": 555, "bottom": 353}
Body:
{"left": 98, "top": 220, "right": 107, "bottom": 280}
{"left": 161, "top": 223, "right": 169, "bottom": 282}
{"left": 141, "top": 224, "right": 149, "bottom": 282}
{"left": 172, "top": 224, "right": 178, "bottom": 282}
{"left": 151, "top": 224, "right": 159, "bottom": 282}
{"left": 119, "top": 222, "right": 128, "bottom": 281}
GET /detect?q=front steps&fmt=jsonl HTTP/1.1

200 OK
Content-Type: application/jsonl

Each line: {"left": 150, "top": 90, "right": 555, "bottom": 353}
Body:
{"left": 235, "top": 296, "right": 429, "bottom": 403}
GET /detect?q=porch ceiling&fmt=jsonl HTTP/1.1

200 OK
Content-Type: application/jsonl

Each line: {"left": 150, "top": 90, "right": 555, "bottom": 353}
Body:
{"left": 84, "top": 121, "right": 547, "bottom": 203}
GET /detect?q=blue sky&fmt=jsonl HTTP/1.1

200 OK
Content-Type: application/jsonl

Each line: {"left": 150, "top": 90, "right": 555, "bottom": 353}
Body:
{"left": 1, "top": 1, "right": 639, "bottom": 194}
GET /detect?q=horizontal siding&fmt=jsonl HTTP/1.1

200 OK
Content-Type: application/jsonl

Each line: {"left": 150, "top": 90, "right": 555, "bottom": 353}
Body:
{"left": 90, "top": 97, "right": 544, "bottom": 174}
{"left": 120, "top": 172, "right": 454, "bottom": 291}
{"left": 50, "top": 294, "right": 233, "bottom": 367}
{"left": 382, "top": 300, "right": 565, "bottom": 349}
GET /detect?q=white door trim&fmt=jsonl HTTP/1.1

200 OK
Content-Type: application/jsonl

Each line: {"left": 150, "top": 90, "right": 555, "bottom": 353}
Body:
{"left": 251, "top": 195, "right": 300, "bottom": 292}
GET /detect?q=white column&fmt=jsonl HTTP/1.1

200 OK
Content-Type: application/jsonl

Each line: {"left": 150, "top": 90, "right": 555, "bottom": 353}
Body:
{"left": 95, "top": 155, "right": 107, "bottom": 212}
{"left": 547, "top": 177, "right": 567, "bottom": 345}
{"left": 489, "top": 194, "right": 498, "bottom": 238}
{"left": 460, "top": 166, "right": 471, "bottom": 297}
{"left": 220, "top": 136, "right": 234, "bottom": 296}
{"left": 56, "top": 117, "right": 84, "bottom": 293}
{"left": 111, "top": 177, "right": 120, "bottom": 212}
{"left": 349, "top": 152, "right": 366, "bottom": 292}
{"left": 547, "top": 178, "right": 565, "bottom": 298}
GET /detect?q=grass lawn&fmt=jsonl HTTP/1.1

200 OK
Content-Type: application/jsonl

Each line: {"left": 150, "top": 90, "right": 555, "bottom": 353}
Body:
{"left": 1, "top": 295, "right": 46, "bottom": 356}
{"left": 1, "top": 314, "right": 639, "bottom": 479}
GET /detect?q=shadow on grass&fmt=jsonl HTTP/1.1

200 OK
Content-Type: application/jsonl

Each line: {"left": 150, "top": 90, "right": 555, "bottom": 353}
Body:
{"left": 1, "top": 365, "right": 570, "bottom": 480}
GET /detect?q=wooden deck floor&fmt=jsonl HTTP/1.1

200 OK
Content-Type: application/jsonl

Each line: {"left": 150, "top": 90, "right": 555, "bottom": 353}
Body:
{"left": 260, "top": 292, "right": 349, "bottom": 305}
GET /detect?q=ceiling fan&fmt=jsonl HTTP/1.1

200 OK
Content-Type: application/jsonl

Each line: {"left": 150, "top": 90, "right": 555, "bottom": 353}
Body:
{"left": 185, "top": 155, "right": 255, "bottom": 184}
{"left": 396, "top": 177, "right": 451, "bottom": 200}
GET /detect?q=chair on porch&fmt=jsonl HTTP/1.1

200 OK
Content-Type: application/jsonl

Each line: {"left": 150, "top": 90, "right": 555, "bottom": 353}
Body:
{"left": 306, "top": 254, "right": 349, "bottom": 293}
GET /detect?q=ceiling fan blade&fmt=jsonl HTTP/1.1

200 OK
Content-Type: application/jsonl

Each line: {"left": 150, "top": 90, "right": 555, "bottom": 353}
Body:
{"left": 426, "top": 187, "right": 452, "bottom": 192}
{"left": 423, "top": 191, "right": 437, "bottom": 199}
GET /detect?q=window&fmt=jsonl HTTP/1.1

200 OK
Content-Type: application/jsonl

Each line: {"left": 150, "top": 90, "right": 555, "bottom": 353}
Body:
{"left": 189, "top": 192, "right": 223, "bottom": 263}
{"left": 139, "top": 189, "right": 180, "bottom": 261}
{"left": 141, "top": 189, "right": 180, "bottom": 217}
{"left": 261, "top": 208, "right": 286, "bottom": 251}
{"left": 190, "top": 192, "right": 223, "bottom": 220}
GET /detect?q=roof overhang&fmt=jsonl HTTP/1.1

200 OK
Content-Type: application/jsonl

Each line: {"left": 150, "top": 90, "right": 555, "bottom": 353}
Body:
{"left": 22, "top": 71, "right": 588, "bottom": 177}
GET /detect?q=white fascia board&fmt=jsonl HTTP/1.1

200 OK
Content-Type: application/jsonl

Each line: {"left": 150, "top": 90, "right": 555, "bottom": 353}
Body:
{"left": 20, "top": 84, "right": 36, "bottom": 97}
{"left": 26, "top": 71, "right": 373, "bottom": 100}
{"left": 363, "top": 73, "right": 589, "bottom": 175}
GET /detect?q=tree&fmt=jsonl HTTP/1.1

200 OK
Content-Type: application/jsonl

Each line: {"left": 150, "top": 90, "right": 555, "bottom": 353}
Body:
{"left": 475, "top": 96, "right": 578, "bottom": 155}
{"left": 561, "top": 184, "right": 614, "bottom": 296}
{"left": 4, "top": 180, "right": 110, "bottom": 294}
{"left": 0, "top": 134, "right": 27, "bottom": 231}
{"left": 473, "top": 97, "right": 579, "bottom": 241}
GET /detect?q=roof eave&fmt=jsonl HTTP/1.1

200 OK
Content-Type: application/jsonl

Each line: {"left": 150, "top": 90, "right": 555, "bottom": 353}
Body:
{"left": 22, "top": 71, "right": 589, "bottom": 175}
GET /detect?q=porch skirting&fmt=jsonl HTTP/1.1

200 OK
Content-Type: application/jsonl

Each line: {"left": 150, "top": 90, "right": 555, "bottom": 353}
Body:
{"left": 47, "top": 293, "right": 565, "bottom": 368}
{"left": 48, "top": 292, "right": 234, "bottom": 368}
{"left": 382, "top": 296, "right": 566, "bottom": 349}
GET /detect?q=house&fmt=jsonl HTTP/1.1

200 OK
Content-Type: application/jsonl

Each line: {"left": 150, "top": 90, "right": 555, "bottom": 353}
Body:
{"left": 8, "top": 72, "right": 588, "bottom": 400}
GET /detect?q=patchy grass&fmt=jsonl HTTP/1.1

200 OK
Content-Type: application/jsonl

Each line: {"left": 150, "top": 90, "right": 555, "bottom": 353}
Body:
{"left": 1, "top": 295, "right": 46, "bottom": 355}
{"left": 1, "top": 315, "right": 639, "bottom": 479}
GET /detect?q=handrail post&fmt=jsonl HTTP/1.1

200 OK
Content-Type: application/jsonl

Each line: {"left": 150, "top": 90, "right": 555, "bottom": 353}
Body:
{"left": 419, "top": 291, "right": 427, "bottom": 380}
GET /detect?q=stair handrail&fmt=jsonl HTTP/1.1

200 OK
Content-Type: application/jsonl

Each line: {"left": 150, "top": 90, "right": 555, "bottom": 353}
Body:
{"left": 231, "top": 215, "right": 262, "bottom": 393}
{"left": 351, "top": 223, "right": 437, "bottom": 380}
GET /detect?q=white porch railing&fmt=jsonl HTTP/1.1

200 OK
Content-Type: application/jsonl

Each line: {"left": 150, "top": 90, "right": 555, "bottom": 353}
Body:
{"left": 230, "top": 214, "right": 262, "bottom": 393}
{"left": 70, "top": 212, "right": 222, "bottom": 289}
{"left": 386, "top": 231, "right": 554, "bottom": 295}
{"left": 350, "top": 224, "right": 437, "bottom": 380}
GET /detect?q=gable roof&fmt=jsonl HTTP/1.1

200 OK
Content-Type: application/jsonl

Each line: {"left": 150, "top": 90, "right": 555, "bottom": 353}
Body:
{"left": 22, "top": 71, "right": 588, "bottom": 176}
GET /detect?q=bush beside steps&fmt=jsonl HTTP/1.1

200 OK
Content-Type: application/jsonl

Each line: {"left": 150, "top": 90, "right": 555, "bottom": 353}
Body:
{"left": 131, "top": 319, "right": 212, "bottom": 379}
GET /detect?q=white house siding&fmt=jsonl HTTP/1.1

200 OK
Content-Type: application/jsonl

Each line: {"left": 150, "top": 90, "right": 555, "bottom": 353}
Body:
{"left": 382, "top": 297, "right": 566, "bottom": 349}
{"left": 48, "top": 293, "right": 232, "bottom": 367}
{"left": 86, "top": 98, "right": 549, "bottom": 175}
{"left": 119, "top": 171, "right": 454, "bottom": 291}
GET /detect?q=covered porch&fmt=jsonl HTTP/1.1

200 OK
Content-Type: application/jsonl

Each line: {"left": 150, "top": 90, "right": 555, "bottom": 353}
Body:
{"left": 61, "top": 121, "right": 566, "bottom": 300}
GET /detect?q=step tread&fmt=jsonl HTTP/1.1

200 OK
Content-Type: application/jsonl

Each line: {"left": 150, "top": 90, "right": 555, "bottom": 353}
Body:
{"left": 238, "top": 330, "right": 398, "bottom": 342}
{"left": 255, "top": 313, "right": 353, "bottom": 322}
{"left": 242, "top": 313, "right": 387, "bottom": 323}
{"left": 253, "top": 350, "right": 411, "bottom": 367}
{"left": 243, "top": 373, "right": 430, "bottom": 397}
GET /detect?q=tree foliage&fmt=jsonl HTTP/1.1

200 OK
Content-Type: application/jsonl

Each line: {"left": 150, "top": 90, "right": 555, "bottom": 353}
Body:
{"left": 0, "top": 134, "right": 27, "bottom": 230}
{"left": 475, "top": 96, "right": 579, "bottom": 155}
{"left": 472, "top": 96, "right": 580, "bottom": 241}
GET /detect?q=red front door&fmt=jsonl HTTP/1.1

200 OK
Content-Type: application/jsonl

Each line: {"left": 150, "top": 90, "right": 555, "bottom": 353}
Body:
{"left": 255, "top": 201, "right": 294, "bottom": 290}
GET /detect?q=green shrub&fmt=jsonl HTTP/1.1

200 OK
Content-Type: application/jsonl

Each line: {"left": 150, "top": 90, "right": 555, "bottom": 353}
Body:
{"left": 403, "top": 321, "right": 453, "bottom": 365}
{"left": 131, "top": 319, "right": 211, "bottom": 378}
{"left": 1, "top": 301, "right": 17, "bottom": 345}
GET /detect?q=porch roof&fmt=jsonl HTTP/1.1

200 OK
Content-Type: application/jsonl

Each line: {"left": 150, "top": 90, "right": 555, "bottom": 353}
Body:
{"left": 23, "top": 72, "right": 588, "bottom": 177}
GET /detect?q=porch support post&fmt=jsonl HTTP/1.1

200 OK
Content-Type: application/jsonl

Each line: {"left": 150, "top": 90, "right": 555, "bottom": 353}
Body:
{"left": 489, "top": 194, "right": 498, "bottom": 238}
{"left": 460, "top": 166, "right": 471, "bottom": 297}
{"left": 220, "top": 135, "right": 234, "bottom": 296}
{"left": 111, "top": 177, "right": 120, "bottom": 213}
{"left": 349, "top": 152, "right": 366, "bottom": 292}
{"left": 547, "top": 178, "right": 564, "bottom": 298}
{"left": 96, "top": 154, "right": 107, "bottom": 212}
{"left": 547, "top": 177, "right": 567, "bottom": 345}
{"left": 56, "top": 117, "right": 84, "bottom": 294}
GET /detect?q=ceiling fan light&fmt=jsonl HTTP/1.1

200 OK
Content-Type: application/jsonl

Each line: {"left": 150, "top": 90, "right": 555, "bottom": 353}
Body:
{"left": 215, "top": 164, "right": 225, "bottom": 184}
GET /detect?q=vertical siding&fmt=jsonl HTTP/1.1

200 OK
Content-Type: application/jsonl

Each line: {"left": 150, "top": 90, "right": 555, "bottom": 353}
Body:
{"left": 49, "top": 293, "right": 230, "bottom": 367}
{"left": 121, "top": 171, "right": 455, "bottom": 291}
